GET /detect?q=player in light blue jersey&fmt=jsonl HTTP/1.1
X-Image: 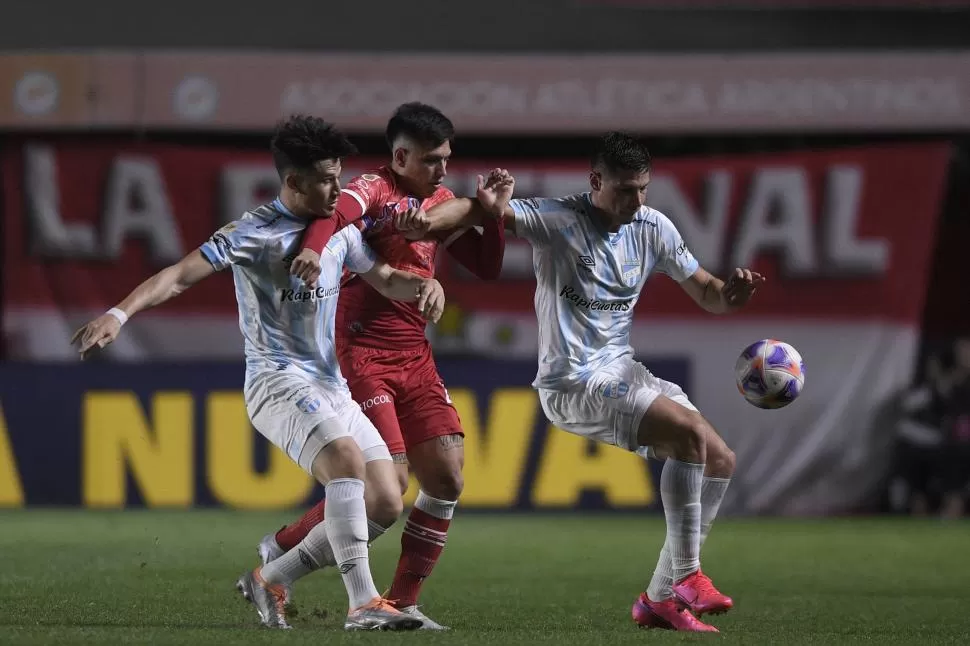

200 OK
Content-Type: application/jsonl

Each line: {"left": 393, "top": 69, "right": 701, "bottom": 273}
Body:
{"left": 71, "top": 116, "right": 443, "bottom": 632}
{"left": 422, "top": 133, "right": 764, "bottom": 633}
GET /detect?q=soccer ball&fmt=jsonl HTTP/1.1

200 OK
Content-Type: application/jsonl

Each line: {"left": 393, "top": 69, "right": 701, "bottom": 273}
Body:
{"left": 735, "top": 339, "right": 805, "bottom": 409}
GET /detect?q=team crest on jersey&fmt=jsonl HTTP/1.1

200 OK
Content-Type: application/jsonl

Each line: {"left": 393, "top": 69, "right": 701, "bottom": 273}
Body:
{"left": 603, "top": 380, "right": 630, "bottom": 399}
{"left": 371, "top": 196, "right": 421, "bottom": 234}
{"left": 621, "top": 260, "right": 641, "bottom": 286}
{"left": 293, "top": 386, "right": 322, "bottom": 414}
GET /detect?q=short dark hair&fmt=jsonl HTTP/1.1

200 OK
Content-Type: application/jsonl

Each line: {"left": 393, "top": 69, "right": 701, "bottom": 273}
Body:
{"left": 270, "top": 115, "right": 358, "bottom": 178}
{"left": 385, "top": 102, "right": 455, "bottom": 150}
{"left": 592, "top": 131, "right": 652, "bottom": 175}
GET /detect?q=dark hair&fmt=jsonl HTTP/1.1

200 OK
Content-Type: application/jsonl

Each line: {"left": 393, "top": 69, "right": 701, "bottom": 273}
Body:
{"left": 385, "top": 102, "right": 455, "bottom": 150}
{"left": 270, "top": 115, "right": 358, "bottom": 178}
{"left": 591, "top": 131, "right": 652, "bottom": 175}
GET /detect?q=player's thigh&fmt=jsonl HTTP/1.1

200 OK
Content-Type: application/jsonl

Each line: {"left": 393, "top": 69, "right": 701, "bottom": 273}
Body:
{"left": 245, "top": 371, "right": 357, "bottom": 481}
{"left": 636, "top": 393, "right": 711, "bottom": 464}
{"left": 538, "top": 388, "right": 631, "bottom": 450}
{"left": 346, "top": 373, "right": 407, "bottom": 458}
{"left": 396, "top": 352, "right": 465, "bottom": 498}
{"left": 307, "top": 398, "right": 393, "bottom": 488}
{"left": 652, "top": 374, "right": 734, "bottom": 472}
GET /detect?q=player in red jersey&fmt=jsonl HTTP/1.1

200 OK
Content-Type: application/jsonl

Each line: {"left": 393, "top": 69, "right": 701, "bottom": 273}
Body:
{"left": 253, "top": 103, "right": 511, "bottom": 629}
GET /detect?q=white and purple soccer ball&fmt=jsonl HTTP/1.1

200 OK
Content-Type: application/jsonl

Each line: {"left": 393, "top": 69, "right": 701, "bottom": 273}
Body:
{"left": 734, "top": 339, "right": 805, "bottom": 409}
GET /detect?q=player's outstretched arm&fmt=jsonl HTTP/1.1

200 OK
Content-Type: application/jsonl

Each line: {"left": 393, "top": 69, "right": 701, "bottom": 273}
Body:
{"left": 359, "top": 261, "right": 445, "bottom": 323}
{"left": 424, "top": 169, "right": 515, "bottom": 234}
{"left": 70, "top": 250, "right": 216, "bottom": 359}
{"left": 679, "top": 267, "right": 765, "bottom": 314}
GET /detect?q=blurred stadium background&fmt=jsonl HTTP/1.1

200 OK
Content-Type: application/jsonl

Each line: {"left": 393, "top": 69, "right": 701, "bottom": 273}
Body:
{"left": 2, "top": 1, "right": 969, "bottom": 643}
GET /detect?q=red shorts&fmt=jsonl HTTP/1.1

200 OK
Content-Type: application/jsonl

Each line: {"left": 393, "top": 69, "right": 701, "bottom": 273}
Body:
{"left": 337, "top": 343, "right": 463, "bottom": 456}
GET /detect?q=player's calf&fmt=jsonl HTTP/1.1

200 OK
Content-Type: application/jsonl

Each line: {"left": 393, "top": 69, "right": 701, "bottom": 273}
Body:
{"left": 384, "top": 434, "right": 463, "bottom": 628}
{"left": 365, "top": 458, "right": 405, "bottom": 528}
{"left": 637, "top": 397, "right": 707, "bottom": 582}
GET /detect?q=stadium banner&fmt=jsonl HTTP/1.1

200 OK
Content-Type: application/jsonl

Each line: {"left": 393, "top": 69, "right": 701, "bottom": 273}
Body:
{"left": 0, "top": 139, "right": 950, "bottom": 514}
{"left": 1, "top": 51, "right": 969, "bottom": 132}
{"left": 0, "top": 359, "right": 687, "bottom": 511}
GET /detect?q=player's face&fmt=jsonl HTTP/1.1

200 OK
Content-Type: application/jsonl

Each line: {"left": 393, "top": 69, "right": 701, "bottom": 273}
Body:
{"left": 400, "top": 141, "right": 451, "bottom": 198}
{"left": 592, "top": 169, "right": 650, "bottom": 224}
{"left": 293, "top": 159, "right": 342, "bottom": 217}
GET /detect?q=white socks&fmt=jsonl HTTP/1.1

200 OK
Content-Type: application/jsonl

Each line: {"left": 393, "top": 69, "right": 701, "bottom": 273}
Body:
{"left": 259, "top": 478, "right": 380, "bottom": 610}
{"left": 414, "top": 490, "right": 458, "bottom": 520}
{"left": 261, "top": 520, "right": 328, "bottom": 583}
{"left": 699, "top": 477, "right": 731, "bottom": 543}
{"left": 647, "top": 472, "right": 732, "bottom": 601}
{"left": 646, "top": 459, "right": 703, "bottom": 601}
{"left": 323, "top": 478, "right": 380, "bottom": 609}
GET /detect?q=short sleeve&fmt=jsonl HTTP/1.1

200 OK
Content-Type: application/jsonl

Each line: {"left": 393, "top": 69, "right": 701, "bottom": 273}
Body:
{"left": 342, "top": 172, "right": 390, "bottom": 218}
{"left": 341, "top": 227, "right": 377, "bottom": 275}
{"left": 199, "top": 218, "right": 264, "bottom": 270}
{"left": 654, "top": 214, "right": 699, "bottom": 282}
{"left": 510, "top": 198, "right": 565, "bottom": 246}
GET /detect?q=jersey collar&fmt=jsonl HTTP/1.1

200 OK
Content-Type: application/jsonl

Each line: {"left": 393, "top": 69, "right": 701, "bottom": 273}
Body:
{"left": 271, "top": 198, "right": 305, "bottom": 222}
{"left": 583, "top": 193, "right": 625, "bottom": 243}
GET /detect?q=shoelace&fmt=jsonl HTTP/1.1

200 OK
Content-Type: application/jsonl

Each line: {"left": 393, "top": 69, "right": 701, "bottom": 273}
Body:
{"left": 359, "top": 597, "right": 403, "bottom": 614}
{"left": 693, "top": 573, "right": 718, "bottom": 596}
{"left": 255, "top": 568, "right": 288, "bottom": 615}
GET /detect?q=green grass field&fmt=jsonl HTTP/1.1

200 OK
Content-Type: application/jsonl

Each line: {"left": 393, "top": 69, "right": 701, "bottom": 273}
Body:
{"left": 1, "top": 511, "right": 968, "bottom": 645}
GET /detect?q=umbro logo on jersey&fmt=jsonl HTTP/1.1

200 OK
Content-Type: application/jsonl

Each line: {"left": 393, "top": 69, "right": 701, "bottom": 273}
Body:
{"left": 577, "top": 255, "right": 595, "bottom": 270}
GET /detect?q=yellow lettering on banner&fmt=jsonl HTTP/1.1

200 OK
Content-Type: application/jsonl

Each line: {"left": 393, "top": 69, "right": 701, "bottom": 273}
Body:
{"left": 437, "top": 388, "right": 535, "bottom": 507}
{"left": 0, "top": 403, "right": 25, "bottom": 507}
{"left": 533, "top": 426, "right": 654, "bottom": 507}
{"left": 82, "top": 392, "right": 193, "bottom": 508}
{"left": 206, "top": 392, "right": 313, "bottom": 509}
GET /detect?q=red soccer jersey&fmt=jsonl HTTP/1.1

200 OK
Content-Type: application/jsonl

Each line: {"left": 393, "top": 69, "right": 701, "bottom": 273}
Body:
{"left": 306, "top": 166, "right": 455, "bottom": 349}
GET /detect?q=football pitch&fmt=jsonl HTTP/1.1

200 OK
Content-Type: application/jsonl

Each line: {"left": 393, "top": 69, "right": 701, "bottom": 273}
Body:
{"left": 2, "top": 511, "right": 968, "bottom": 645}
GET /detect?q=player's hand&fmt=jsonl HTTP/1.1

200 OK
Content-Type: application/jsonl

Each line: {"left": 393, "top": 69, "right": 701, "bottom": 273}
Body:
{"left": 415, "top": 278, "right": 445, "bottom": 323}
{"left": 477, "top": 168, "right": 515, "bottom": 219}
{"left": 291, "top": 249, "right": 322, "bottom": 288}
{"left": 71, "top": 315, "right": 122, "bottom": 360}
{"left": 722, "top": 268, "right": 765, "bottom": 309}
{"left": 395, "top": 207, "right": 431, "bottom": 241}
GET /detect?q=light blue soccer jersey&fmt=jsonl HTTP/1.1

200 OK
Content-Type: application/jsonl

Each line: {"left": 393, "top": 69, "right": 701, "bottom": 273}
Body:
{"left": 199, "top": 199, "right": 376, "bottom": 387}
{"left": 510, "top": 193, "right": 699, "bottom": 390}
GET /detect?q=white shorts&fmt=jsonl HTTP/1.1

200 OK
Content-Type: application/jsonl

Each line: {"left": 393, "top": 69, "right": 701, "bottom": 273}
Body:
{"left": 245, "top": 369, "right": 391, "bottom": 474}
{"left": 537, "top": 359, "right": 697, "bottom": 457}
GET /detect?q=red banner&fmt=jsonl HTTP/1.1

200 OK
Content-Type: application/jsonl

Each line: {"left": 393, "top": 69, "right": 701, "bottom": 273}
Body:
{"left": 2, "top": 139, "right": 949, "bottom": 325}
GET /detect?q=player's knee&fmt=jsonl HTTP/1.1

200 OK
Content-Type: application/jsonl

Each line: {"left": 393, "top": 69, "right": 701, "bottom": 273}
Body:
{"left": 421, "top": 464, "right": 463, "bottom": 501}
{"left": 673, "top": 414, "right": 708, "bottom": 464}
{"left": 315, "top": 437, "right": 366, "bottom": 482}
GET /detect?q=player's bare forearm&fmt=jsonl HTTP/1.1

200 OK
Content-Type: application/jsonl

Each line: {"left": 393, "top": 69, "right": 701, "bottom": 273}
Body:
{"left": 427, "top": 198, "right": 487, "bottom": 232}
{"left": 360, "top": 262, "right": 444, "bottom": 321}
{"left": 116, "top": 250, "right": 215, "bottom": 318}
{"left": 681, "top": 266, "right": 762, "bottom": 314}
{"left": 699, "top": 275, "right": 730, "bottom": 314}
{"left": 360, "top": 262, "right": 421, "bottom": 302}
{"left": 680, "top": 268, "right": 730, "bottom": 315}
